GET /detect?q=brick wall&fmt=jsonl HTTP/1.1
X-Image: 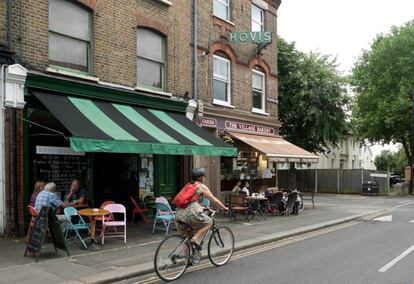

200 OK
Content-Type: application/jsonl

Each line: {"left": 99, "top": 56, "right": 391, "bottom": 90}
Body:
{"left": 11, "top": 0, "right": 193, "bottom": 97}
{"left": 0, "top": 0, "right": 7, "bottom": 48}
{"left": 197, "top": 0, "right": 279, "bottom": 123}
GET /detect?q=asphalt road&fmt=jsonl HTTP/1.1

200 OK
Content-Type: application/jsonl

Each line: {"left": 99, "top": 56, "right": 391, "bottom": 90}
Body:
{"left": 120, "top": 199, "right": 414, "bottom": 284}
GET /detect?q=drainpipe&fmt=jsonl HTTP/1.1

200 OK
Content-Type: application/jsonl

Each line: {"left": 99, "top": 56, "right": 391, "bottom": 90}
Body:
{"left": 192, "top": 0, "right": 198, "bottom": 100}
{"left": 0, "top": 65, "right": 5, "bottom": 235}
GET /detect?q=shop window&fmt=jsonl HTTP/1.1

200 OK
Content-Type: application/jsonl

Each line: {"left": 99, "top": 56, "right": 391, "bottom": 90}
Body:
{"left": 49, "top": 0, "right": 91, "bottom": 73}
{"left": 252, "top": 69, "right": 265, "bottom": 112}
{"left": 251, "top": 4, "right": 264, "bottom": 32}
{"left": 137, "top": 29, "right": 166, "bottom": 91}
{"left": 213, "top": 0, "right": 230, "bottom": 21}
{"left": 213, "top": 54, "right": 231, "bottom": 105}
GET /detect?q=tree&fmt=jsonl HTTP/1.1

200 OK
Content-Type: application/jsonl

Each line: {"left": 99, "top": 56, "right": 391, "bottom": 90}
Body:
{"left": 277, "top": 38, "right": 349, "bottom": 154}
{"left": 374, "top": 148, "right": 407, "bottom": 174}
{"left": 351, "top": 20, "right": 414, "bottom": 163}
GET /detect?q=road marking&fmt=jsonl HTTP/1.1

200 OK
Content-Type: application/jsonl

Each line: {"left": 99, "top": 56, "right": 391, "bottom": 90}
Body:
{"left": 378, "top": 244, "right": 414, "bottom": 272}
{"left": 392, "top": 201, "right": 414, "bottom": 210}
{"left": 409, "top": 220, "right": 414, "bottom": 223}
{"left": 373, "top": 215, "right": 392, "bottom": 222}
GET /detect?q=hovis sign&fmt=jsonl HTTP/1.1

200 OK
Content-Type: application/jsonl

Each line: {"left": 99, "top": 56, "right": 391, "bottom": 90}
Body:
{"left": 228, "top": 31, "right": 272, "bottom": 44}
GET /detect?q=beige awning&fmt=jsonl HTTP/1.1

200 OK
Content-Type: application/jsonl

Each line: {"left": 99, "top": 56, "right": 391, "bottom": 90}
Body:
{"left": 229, "top": 132, "right": 319, "bottom": 163}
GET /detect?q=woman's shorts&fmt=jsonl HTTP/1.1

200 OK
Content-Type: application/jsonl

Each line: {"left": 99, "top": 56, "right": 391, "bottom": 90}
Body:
{"left": 175, "top": 202, "right": 212, "bottom": 235}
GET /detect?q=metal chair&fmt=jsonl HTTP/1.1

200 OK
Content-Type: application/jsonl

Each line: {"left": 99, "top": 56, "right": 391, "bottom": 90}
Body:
{"left": 129, "top": 196, "right": 149, "bottom": 224}
{"left": 64, "top": 206, "right": 90, "bottom": 249}
{"left": 152, "top": 202, "right": 175, "bottom": 236}
{"left": 102, "top": 204, "right": 127, "bottom": 244}
{"left": 268, "top": 192, "right": 283, "bottom": 216}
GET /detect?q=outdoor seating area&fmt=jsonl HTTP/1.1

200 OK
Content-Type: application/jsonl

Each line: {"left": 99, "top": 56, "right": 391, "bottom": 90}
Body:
{"left": 225, "top": 188, "right": 312, "bottom": 222}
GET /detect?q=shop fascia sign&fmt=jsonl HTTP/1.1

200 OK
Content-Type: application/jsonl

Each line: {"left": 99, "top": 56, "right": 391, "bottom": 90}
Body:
{"left": 225, "top": 120, "right": 274, "bottom": 135}
{"left": 228, "top": 31, "right": 272, "bottom": 44}
{"left": 198, "top": 117, "right": 217, "bottom": 128}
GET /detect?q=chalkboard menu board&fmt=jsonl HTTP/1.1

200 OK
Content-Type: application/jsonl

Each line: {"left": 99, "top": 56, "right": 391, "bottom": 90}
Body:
{"left": 33, "top": 146, "right": 87, "bottom": 191}
{"left": 24, "top": 207, "right": 69, "bottom": 261}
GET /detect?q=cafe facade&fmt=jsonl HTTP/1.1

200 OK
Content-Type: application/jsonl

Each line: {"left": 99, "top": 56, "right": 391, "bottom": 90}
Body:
{"left": 194, "top": 0, "right": 318, "bottom": 194}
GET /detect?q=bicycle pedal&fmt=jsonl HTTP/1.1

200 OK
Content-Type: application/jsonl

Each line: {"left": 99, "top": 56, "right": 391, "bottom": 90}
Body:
{"left": 191, "top": 250, "right": 201, "bottom": 264}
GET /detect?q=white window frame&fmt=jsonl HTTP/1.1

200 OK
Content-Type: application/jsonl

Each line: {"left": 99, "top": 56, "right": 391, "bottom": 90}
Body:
{"left": 252, "top": 69, "right": 266, "bottom": 113}
{"left": 213, "top": 0, "right": 230, "bottom": 21}
{"left": 213, "top": 55, "right": 232, "bottom": 106}
{"left": 251, "top": 4, "right": 264, "bottom": 32}
{"left": 136, "top": 29, "right": 166, "bottom": 91}
{"left": 48, "top": 0, "right": 91, "bottom": 74}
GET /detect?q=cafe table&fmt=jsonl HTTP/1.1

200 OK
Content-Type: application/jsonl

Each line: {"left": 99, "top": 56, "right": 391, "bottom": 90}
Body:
{"left": 245, "top": 195, "right": 268, "bottom": 219}
{"left": 78, "top": 208, "right": 109, "bottom": 251}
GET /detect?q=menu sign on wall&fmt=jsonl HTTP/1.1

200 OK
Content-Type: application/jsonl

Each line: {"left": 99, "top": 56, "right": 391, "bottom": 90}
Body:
{"left": 33, "top": 146, "right": 87, "bottom": 191}
{"left": 225, "top": 120, "right": 275, "bottom": 135}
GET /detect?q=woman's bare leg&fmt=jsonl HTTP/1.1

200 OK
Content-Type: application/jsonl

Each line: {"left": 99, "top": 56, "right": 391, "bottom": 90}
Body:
{"left": 192, "top": 223, "right": 212, "bottom": 243}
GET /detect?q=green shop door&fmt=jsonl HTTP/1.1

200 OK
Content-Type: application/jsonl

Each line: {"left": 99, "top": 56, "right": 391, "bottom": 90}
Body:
{"left": 154, "top": 155, "right": 182, "bottom": 200}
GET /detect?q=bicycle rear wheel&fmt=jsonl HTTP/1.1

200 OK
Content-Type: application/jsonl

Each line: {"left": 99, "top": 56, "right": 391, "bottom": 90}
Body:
{"left": 208, "top": 226, "right": 234, "bottom": 266}
{"left": 154, "top": 235, "right": 190, "bottom": 282}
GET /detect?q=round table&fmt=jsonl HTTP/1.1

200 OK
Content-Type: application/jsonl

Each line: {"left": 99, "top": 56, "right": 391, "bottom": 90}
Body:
{"left": 78, "top": 208, "right": 109, "bottom": 251}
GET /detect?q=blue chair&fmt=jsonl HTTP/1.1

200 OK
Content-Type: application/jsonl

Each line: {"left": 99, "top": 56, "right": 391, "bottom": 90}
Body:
{"left": 64, "top": 207, "right": 90, "bottom": 249}
{"left": 152, "top": 202, "right": 175, "bottom": 236}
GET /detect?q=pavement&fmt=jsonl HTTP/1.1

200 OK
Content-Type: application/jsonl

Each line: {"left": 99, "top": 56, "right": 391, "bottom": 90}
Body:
{"left": 0, "top": 194, "right": 406, "bottom": 284}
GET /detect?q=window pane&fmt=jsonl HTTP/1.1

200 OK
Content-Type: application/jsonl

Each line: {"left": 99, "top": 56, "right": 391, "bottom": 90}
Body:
{"left": 213, "top": 79, "right": 228, "bottom": 102}
{"left": 137, "top": 57, "right": 163, "bottom": 89}
{"left": 213, "top": 0, "right": 229, "bottom": 20}
{"left": 252, "top": 22, "right": 262, "bottom": 32}
{"left": 137, "top": 29, "right": 164, "bottom": 62}
{"left": 49, "top": 32, "right": 88, "bottom": 71}
{"left": 214, "top": 57, "right": 228, "bottom": 79}
{"left": 252, "top": 72, "right": 263, "bottom": 90}
{"left": 251, "top": 5, "right": 263, "bottom": 23}
{"left": 252, "top": 90, "right": 263, "bottom": 109}
{"left": 49, "top": 0, "right": 90, "bottom": 41}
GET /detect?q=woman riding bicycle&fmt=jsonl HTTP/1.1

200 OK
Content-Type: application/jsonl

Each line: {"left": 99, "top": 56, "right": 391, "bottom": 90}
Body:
{"left": 173, "top": 168, "right": 228, "bottom": 250}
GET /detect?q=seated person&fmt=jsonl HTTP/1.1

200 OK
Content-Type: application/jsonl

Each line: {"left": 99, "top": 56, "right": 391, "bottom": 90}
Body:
{"left": 241, "top": 181, "right": 250, "bottom": 196}
{"left": 232, "top": 180, "right": 242, "bottom": 192}
{"left": 29, "top": 180, "right": 45, "bottom": 207}
{"left": 64, "top": 178, "right": 88, "bottom": 208}
{"left": 35, "top": 182, "right": 70, "bottom": 230}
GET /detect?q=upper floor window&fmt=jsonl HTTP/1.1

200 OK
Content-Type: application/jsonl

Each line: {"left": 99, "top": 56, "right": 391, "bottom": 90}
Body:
{"left": 137, "top": 29, "right": 166, "bottom": 90}
{"left": 49, "top": 0, "right": 91, "bottom": 73}
{"left": 213, "top": 54, "right": 231, "bottom": 105}
{"left": 252, "top": 69, "right": 265, "bottom": 112}
{"left": 213, "top": 0, "right": 230, "bottom": 21}
{"left": 251, "top": 5, "right": 264, "bottom": 32}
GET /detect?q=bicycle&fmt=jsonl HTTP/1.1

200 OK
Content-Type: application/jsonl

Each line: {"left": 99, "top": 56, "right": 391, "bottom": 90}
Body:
{"left": 154, "top": 210, "right": 235, "bottom": 282}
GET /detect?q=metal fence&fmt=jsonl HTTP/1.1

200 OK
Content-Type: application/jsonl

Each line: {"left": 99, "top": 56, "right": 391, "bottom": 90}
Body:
{"left": 277, "top": 169, "right": 391, "bottom": 195}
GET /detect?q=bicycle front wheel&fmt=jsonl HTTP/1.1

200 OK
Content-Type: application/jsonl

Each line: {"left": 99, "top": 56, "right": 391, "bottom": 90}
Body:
{"left": 208, "top": 226, "right": 234, "bottom": 266}
{"left": 154, "top": 235, "right": 190, "bottom": 282}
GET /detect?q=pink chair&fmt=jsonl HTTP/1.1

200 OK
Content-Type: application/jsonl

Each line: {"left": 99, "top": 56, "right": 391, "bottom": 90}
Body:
{"left": 102, "top": 204, "right": 126, "bottom": 245}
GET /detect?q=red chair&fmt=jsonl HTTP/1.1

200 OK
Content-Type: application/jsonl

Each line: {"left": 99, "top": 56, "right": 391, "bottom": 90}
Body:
{"left": 26, "top": 205, "right": 38, "bottom": 243}
{"left": 129, "top": 196, "right": 149, "bottom": 224}
{"left": 96, "top": 200, "right": 115, "bottom": 223}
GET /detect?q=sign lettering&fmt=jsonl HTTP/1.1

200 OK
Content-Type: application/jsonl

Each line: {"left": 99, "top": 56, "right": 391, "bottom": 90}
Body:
{"left": 198, "top": 117, "right": 217, "bottom": 128}
{"left": 228, "top": 31, "right": 272, "bottom": 44}
{"left": 225, "top": 120, "right": 274, "bottom": 135}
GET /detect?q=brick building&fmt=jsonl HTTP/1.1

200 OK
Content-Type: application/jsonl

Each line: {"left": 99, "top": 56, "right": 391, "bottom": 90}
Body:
{"left": 0, "top": 0, "right": 236, "bottom": 236}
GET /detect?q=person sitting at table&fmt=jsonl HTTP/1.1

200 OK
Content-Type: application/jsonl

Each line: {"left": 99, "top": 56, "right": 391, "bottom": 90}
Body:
{"left": 35, "top": 182, "right": 71, "bottom": 230}
{"left": 29, "top": 180, "right": 45, "bottom": 207}
{"left": 241, "top": 181, "right": 250, "bottom": 196}
{"left": 232, "top": 180, "right": 242, "bottom": 192}
{"left": 64, "top": 178, "right": 88, "bottom": 209}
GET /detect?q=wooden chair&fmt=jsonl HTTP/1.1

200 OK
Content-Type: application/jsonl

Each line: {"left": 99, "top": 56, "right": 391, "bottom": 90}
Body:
{"left": 25, "top": 205, "right": 38, "bottom": 243}
{"left": 129, "top": 196, "right": 149, "bottom": 224}
{"left": 229, "top": 195, "right": 250, "bottom": 221}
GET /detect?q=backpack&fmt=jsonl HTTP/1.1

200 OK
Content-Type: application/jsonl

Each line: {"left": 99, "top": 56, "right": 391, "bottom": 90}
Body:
{"left": 173, "top": 182, "right": 202, "bottom": 209}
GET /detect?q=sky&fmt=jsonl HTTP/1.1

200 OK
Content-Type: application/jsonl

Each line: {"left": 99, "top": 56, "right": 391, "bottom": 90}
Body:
{"left": 277, "top": 0, "right": 414, "bottom": 157}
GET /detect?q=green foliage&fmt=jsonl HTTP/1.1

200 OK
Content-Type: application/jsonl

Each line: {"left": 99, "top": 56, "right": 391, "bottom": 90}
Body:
{"left": 374, "top": 148, "right": 407, "bottom": 174}
{"left": 277, "top": 38, "right": 349, "bottom": 153}
{"left": 351, "top": 20, "right": 414, "bottom": 161}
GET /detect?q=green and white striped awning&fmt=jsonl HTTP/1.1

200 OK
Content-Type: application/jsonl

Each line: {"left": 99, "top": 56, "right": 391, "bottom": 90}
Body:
{"left": 33, "top": 91, "right": 236, "bottom": 156}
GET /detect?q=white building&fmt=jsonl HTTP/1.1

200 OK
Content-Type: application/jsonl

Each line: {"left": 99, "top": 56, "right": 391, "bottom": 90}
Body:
{"left": 309, "top": 137, "right": 376, "bottom": 170}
